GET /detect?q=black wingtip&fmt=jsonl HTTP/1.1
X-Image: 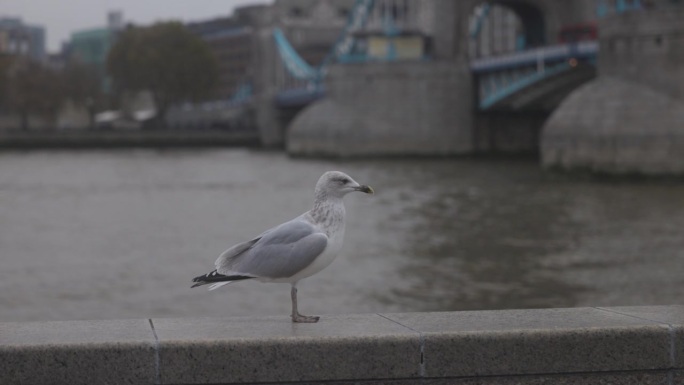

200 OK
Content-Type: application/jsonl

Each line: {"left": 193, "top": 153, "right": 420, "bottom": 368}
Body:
{"left": 191, "top": 270, "right": 255, "bottom": 288}
{"left": 192, "top": 270, "right": 219, "bottom": 283}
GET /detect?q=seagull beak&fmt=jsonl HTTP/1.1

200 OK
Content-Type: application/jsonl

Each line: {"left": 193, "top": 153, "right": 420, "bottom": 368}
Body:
{"left": 355, "top": 185, "right": 374, "bottom": 194}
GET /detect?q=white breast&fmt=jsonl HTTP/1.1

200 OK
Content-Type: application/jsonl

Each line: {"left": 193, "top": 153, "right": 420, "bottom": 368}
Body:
{"left": 288, "top": 204, "right": 346, "bottom": 282}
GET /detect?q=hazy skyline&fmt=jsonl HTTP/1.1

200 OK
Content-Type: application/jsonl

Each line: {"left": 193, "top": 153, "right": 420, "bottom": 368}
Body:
{"left": 1, "top": 0, "right": 269, "bottom": 52}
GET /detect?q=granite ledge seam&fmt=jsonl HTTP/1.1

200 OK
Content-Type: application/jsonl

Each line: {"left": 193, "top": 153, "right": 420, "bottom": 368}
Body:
{"left": 595, "top": 307, "right": 679, "bottom": 370}
{"left": 148, "top": 318, "right": 162, "bottom": 385}
{"left": 377, "top": 313, "right": 426, "bottom": 377}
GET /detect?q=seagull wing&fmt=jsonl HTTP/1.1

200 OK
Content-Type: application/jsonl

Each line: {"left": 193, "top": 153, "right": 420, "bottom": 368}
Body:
{"left": 216, "top": 218, "right": 328, "bottom": 279}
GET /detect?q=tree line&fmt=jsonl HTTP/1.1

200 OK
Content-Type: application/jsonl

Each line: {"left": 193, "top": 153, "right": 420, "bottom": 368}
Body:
{"left": 0, "top": 21, "right": 218, "bottom": 130}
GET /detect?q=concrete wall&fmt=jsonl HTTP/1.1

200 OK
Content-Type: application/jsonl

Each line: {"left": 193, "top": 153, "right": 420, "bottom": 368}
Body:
{"left": 286, "top": 61, "right": 473, "bottom": 157}
{"left": 2, "top": 306, "right": 682, "bottom": 384}
{"left": 541, "top": 8, "right": 684, "bottom": 175}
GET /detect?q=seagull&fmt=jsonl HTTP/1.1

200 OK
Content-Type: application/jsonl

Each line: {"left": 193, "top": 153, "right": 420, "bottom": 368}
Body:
{"left": 191, "top": 171, "right": 374, "bottom": 323}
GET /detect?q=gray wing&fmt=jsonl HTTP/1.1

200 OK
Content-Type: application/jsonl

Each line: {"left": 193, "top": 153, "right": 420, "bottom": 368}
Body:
{"left": 216, "top": 218, "right": 328, "bottom": 279}
{"left": 214, "top": 237, "right": 260, "bottom": 267}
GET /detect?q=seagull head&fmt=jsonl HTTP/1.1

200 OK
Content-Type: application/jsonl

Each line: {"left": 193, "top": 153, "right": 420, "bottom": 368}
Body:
{"left": 315, "top": 171, "right": 374, "bottom": 199}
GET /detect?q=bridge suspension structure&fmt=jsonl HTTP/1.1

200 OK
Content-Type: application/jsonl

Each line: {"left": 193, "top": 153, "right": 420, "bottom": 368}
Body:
{"left": 272, "top": 0, "right": 425, "bottom": 107}
{"left": 472, "top": 42, "right": 598, "bottom": 111}
{"left": 272, "top": 0, "right": 376, "bottom": 107}
{"left": 468, "top": 2, "right": 599, "bottom": 111}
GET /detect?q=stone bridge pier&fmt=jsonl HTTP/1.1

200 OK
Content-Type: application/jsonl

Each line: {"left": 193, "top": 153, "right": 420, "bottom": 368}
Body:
{"left": 287, "top": 60, "right": 473, "bottom": 157}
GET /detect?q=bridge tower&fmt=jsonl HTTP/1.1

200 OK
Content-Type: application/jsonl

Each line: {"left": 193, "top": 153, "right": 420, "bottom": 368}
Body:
{"left": 542, "top": 2, "right": 684, "bottom": 175}
{"left": 249, "top": 0, "right": 357, "bottom": 147}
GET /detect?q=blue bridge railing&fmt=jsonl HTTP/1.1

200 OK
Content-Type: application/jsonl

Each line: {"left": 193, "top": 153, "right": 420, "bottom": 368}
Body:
{"left": 472, "top": 41, "right": 598, "bottom": 110}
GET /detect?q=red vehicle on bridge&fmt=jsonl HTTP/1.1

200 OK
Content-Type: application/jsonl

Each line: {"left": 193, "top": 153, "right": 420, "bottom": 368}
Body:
{"left": 558, "top": 21, "right": 598, "bottom": 43}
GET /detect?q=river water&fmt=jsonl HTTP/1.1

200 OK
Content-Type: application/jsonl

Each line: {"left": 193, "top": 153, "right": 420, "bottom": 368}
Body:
{"left": 1, "top": 149, "right": 683, "bottom": 322}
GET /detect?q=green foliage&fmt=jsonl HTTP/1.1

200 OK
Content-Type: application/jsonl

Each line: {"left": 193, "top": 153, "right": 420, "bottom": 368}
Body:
{"left": 0, "top": 55, "right": 14, "bottom": 107}
{"left": 5, "top": 58, "right": 63, "bottom": 130}
{"left": 0, "top": 56, "right": 110, "bottom": 130}
{"left": 62, "top": 61, "right": 101, "bottom": 103}
{"left": 107, "top": 21, "right": 219, "bottom": 127}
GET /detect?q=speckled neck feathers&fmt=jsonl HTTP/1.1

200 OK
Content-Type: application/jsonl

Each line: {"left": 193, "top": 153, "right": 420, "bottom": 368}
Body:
{"left": 311, "top": 195, "right": 346, "bottom": 236}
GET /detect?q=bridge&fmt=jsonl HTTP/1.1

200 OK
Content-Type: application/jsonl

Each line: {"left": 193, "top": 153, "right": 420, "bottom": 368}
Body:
{"left": 181, "top": 0, "right": 674, "bottom": 157}
{"left": 270, "top": 0, "right": 387, "bottom": 109}
{"left": 272, "top": 0, "right": 603, "bottom": 114}
{"left": 272, "top": 0, "right": 606, "bottom": 155}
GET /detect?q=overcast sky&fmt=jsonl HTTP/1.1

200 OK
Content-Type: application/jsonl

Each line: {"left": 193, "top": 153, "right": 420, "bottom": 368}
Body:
{"left": 1, "top": 0, "right": 269, "bottom": 52}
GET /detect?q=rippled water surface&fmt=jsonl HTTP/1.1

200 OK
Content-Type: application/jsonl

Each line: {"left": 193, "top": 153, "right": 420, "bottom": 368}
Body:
{"left": 1, "top": 149, "right": 683, "bottom": 321}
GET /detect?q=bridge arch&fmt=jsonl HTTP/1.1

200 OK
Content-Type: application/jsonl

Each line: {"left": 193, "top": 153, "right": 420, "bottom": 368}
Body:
{"left": 440, "top": 0, "right": 597, "bottom": 61}
{"left": 468, "top": 0, "right": 549, "bottom": 58}
{"left": 499, "top": 1, "right": 547, "bottom": 46}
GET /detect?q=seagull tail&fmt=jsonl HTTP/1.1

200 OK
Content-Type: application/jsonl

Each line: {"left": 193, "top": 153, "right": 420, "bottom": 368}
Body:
{"left": 208, "top": 282, "right": 232, "bottom": 291}
{"left": 191, "top": 270, "right": 255, "bottom": 290}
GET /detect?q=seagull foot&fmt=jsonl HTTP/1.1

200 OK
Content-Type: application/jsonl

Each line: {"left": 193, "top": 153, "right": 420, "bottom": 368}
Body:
{"left": 291, "top": 314, "right": 320, "bottom": 323}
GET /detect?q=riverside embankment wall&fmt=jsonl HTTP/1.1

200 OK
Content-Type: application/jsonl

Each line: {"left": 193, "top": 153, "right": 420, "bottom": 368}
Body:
{"left": 1, "top": 306, "right": 682, "bottom": 384}
{"left": 0, "top": 130, "right": 260, "bottom": 149}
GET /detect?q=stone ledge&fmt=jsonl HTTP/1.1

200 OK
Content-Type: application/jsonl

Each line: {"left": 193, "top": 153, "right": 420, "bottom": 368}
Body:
{"left": 152, "top": 314, "right": 421, "bottom": 384}
{"left": 0, "top": 306, "right": 682, "bottom": 385}
{"left": 0, "top": 319, "right": 157, "bottom": 384}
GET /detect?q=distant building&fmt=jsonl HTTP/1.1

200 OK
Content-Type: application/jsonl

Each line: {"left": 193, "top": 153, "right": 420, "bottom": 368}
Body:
{"left": 68, "top": 11, "right": 123, "bottom": 67}
{"left": 187, "top": 17, "right": 253, "bottom": 100}
{"left": 172, "top": 1, "right": 369, "bottom": 128}
{"left": 69, "top": 28, "right": 115, "bottom": 68}
{"left": 66, "top": 11, "right": 124, "bottom": 92}
{"left": 186, "top": 0, "right": 369, "bottom": 101}
{"left": 0, "top": 17, "right": 46, "bottom": 61}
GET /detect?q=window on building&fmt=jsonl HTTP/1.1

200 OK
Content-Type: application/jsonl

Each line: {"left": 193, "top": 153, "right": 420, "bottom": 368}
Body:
{"left": 338, "top": 7, "right": 350, "bottom": 19}
{"left": 290, "top": 7, "right": 304, "bottom": 18}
